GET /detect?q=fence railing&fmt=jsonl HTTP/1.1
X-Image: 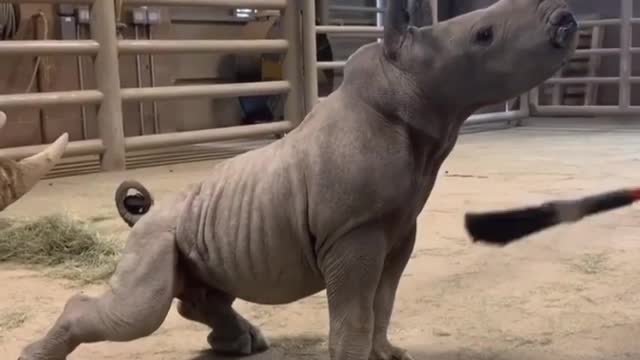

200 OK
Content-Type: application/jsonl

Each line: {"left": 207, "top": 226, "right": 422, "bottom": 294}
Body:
{"left": 531, "top": 0, "right": 638, "bottom": 116}
{"left": 305, "top": 3, "right": 530, "bottom": 127}
{"left": 0, "top": 0, "right": 302, "bottom": 171}
{"left": 0, "top": 0, "right": 637, "bottom": 174}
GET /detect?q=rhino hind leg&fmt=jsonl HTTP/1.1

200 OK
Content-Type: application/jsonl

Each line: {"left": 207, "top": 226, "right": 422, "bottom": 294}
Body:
{"left": 18, "top": 229, "right": 179, "bottom": 360}
{"left": 177, "top": 280, "right": 269, "bottom": 356}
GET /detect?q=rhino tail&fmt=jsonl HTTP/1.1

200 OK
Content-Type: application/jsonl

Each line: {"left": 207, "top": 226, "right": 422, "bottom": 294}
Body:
{"left": 114, "top": 180, "right": 155, "bottom": 228}
{"left": 0, "top": 132, "right": 69, "bottom": 211}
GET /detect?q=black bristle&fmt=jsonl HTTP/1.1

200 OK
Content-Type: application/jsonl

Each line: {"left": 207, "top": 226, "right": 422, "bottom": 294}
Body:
{"left": 465, "top": 204, "right": 559, "bottom": 245}
{"left": 465, "top": 188, "right": 639, "bottom": 246}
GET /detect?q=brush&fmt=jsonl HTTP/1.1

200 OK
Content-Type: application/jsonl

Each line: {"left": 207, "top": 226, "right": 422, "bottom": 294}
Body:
{"left": 465, "top": 187, "right": 640, "bottom": 246}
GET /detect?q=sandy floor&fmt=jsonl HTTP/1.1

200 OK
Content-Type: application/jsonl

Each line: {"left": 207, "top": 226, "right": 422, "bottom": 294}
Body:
{"left": 3, "top": 121, "right": 640, "bottom": 360}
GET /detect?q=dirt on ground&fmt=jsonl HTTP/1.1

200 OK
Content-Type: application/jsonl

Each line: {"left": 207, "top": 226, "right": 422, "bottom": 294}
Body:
{"left": 2, "top": 122, "right": 640, "bottom": 360}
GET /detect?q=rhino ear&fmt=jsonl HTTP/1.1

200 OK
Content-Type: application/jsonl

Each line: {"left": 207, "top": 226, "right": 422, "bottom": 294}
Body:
{"left": 408, "top": 0, "right": 434, "bottom": 28}
{"left": 383, "top": 0, "right": 411, "bottom": 60}
{"left": 0, "top": 111, "right": 6, "bottom": 130}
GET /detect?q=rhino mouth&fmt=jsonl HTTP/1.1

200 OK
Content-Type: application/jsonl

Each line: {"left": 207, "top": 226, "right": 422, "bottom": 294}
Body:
{"left": 549, "top": 9, "right": 578, "bottom": 49}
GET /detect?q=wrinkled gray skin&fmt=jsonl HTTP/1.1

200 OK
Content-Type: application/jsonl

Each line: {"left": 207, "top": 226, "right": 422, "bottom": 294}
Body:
{"left": 19, "top": 1, "right": 578, "bottom": 359}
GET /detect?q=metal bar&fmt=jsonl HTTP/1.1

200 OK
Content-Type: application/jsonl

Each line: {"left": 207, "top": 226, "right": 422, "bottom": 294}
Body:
{"left": 118, "top": 39, "right": 289, "bottom": 54}
{"left": 282, "top": 0, "right": 305, "bottom": 126}
{"left": 0, "top": 90, "right": 103, "bottom": 109}
{"left": 124, "top": 0, "right": 287, "bottom": 9}
{"left": 10, "top": 0, "right": 94, "bottom": 3}
{"left": 317, "top": 61, "right": 346, "bottom": 70}
{"left": 146, "top": 25, "right": 160, "bottom": 134}
{"left": 330, "top": 5, "right": 384, "bottom": 13}
{"left": 91, "top": 0, "right": 126, "bottom": 171}
{"left": 620, "top": 0, "right": 632, "bottom": 110}
{"left": 75, "top": 24, "right": 89, "bottom": 140}
{"left": 519, "top": 92, "right": 530, "bottom": 116}
{"left": 0, "top": 139, "right": 104, "bottom": 161}
{"left": 578, "top": 18, "right": 623, "bottom": 27}
{"left": 430, "top": 0, "right": 438, "bottom": 24}
{"left": 0, "top": 40, "right": 99, "bottom": 55}
{"left": 543, "top": 77, "right": 621, "bottom": 84}
{"left": 532, "top": 105, "right": 640, "bottom": 116}
{"left": 573, "top": 48, "right": 622, "bottom": 56}
{"left": 125, "top": 121, "right": 293, "bottom": 151}
{"left": 302, "top": 0, "right": 318, "bottom": 114}
{"left": 120, "top": 81, "right": 291, "bottom": 102}
{"left": 465, "top": 110, "right": 527, "bottom": 125}
{"left": 316, "top": 25, "right": 384, "bottom": 36}
{"left": 134, "top": 25, "right": 146, "bottom": 136}
{"left": 377, "top": 0, "right": 385, "bottom": 43}
{"left": 318, "top": 0, "right": 330, "bottom": 25}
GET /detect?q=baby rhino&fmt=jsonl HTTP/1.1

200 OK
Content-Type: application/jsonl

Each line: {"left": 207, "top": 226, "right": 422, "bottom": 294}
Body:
{"left": 19, "top": 0, "right": 577, "bottom": 359}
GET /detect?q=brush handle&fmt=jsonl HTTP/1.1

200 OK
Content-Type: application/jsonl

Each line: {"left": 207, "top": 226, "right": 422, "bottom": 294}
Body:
{"left": 551, "top": 189, "right": 637, "bottom": 223}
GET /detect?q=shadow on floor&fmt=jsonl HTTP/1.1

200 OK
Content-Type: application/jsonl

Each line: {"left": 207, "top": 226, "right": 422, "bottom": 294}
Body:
{"left": 187, "top": 334, "right": 639, "bottom": 360}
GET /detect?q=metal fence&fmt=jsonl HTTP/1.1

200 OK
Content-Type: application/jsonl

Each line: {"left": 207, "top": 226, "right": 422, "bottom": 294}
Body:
{"left": 0, "top": 0, "right": 302, "bottom": 171}
{"left": 308, "top": 0, "right": 639, "bottom": 127}
{"left": 0, "top": 0, "right": 637, "bottom": 173}
{"left": 304, "top": 1, "right": 530, "bottom": 128}
{"left": 531, "top": 0, "right": 638, "bottom": 117}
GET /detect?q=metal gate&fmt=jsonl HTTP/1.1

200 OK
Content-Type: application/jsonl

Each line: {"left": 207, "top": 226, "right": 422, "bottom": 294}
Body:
{"left": 531, "top": 0, "right": 639, "bottom": 117}
{"left": 0, "top": 0, "right": 303, "bottom": 172}
{"left": 302, "top": 1, "right": 531, "bottom": 129}
{"left": 0, "top": 0, "right": 637, "bottom": 174}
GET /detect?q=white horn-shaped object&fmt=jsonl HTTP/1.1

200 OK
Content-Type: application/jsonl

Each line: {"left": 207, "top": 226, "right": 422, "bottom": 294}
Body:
{"left": 0, "top": 132, "right": 69, "bottom": 211}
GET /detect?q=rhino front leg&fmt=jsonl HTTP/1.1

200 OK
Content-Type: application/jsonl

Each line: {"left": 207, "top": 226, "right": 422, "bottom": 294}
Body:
{"left": 370, "top": 226, "right": 416, "bottom": 360}
{"left": 322, "top": 227, "right": 387, "bottom": 360}
{"left": 177, "top": 281, "right": 268, "bottom": 356}
{"left": 18, "top": 227, "right": 179, "bottom": 360}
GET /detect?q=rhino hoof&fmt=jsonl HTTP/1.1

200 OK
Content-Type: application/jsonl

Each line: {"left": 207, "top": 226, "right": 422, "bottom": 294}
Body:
{"left": 207, "top": 327, "right": 269, "bottom": 356}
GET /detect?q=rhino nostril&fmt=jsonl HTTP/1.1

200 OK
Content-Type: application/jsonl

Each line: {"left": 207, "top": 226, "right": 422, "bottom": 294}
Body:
{"left": 551, "top": 10, "right": 577, "bottom": 28}
{"left": 549, "top": 9, "right": 577, "bottom": 48}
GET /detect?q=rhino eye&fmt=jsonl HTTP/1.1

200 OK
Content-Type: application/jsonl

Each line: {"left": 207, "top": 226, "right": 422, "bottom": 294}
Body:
{"left": 474, "top": 26, "right": 494, "bottom": 46}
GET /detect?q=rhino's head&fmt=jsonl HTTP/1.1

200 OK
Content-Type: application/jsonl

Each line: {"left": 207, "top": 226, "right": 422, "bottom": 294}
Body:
{"left": 383, "top": 0, "right": 578, "bottom": 111}
{"left": 0, "top": 111, "right": 69, "bottom": 211}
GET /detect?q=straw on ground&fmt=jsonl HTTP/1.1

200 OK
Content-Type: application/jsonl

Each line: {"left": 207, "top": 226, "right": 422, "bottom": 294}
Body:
{"left": 0, "top": 213, "right": 121, "bottom": 283}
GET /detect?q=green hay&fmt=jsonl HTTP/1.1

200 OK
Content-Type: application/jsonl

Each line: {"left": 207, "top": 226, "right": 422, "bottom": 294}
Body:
{"left": 0, "top": 214, "right": 121, "bottom": 283}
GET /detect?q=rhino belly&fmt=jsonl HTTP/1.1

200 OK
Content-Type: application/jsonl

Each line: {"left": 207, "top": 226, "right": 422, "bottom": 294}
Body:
{"left": 196, "top": 234, "right": 325, "bottom": 305}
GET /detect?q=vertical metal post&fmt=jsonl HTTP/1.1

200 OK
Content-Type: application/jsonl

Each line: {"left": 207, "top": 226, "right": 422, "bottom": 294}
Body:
{"left": 519, "top": 92, "right": 530, "bottom": 116}
{"left": 430, "top": 0, "right": 438, "bottom": 24}
{"left": 317, "top": 0, "right": 329, "bottom": 25}
{"left": 377, "top": 0, "right": 384, "bottom": 43}
{"left": 528, "top": 87, "right": 540, "bottom": 114}
{"left": 283, "top": 0, "right": 305, "bottom": 125}
{"left": 90, "top": 0, "right": 126, "bottom": 171}
{"left": 302, "top": 0, "right": 318, "bottom": 114}
{"left": 147, "top": 25, "right": 160, "bottom": 134}
{"left": 75, "top": 24, "right": 88, "bottom": 140}
{"left": 134, "top": 25, "right": 146, "bottom": 135}
{"left": 619, "top": 0, "right": 632, "bottom": 110}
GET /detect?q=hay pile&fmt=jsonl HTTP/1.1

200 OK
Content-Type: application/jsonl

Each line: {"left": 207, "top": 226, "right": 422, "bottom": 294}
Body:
{"left": 0, "top": 214, "right": 121, "bottom": 283}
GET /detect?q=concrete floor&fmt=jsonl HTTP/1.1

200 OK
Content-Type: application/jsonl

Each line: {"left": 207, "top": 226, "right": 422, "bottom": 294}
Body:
{"left": 3, "top": 118, "right": 640, "bottom": 359}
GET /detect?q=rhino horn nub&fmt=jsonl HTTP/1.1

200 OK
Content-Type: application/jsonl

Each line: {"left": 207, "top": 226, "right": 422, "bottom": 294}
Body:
{"left": 16, "top": 132, "right": 69, "bottom": 193}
